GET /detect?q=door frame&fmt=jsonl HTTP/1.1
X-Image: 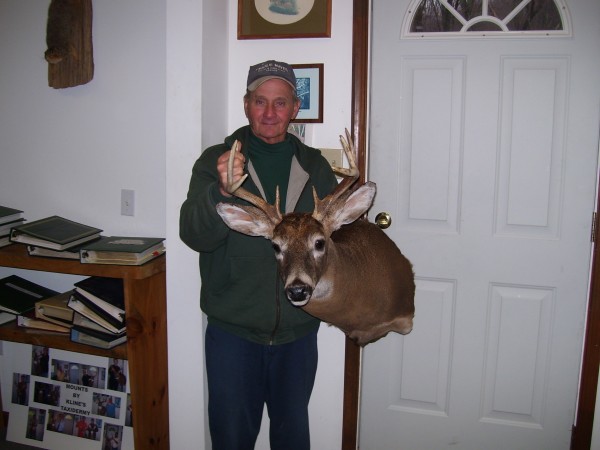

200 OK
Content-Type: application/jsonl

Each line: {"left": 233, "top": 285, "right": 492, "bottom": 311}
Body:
{"left": 341, "top": 1, "right": 600, "bottom": 448}
{"left": 571, "top": 191, "right": 600, "bottom": 449}
{"left": 341, "top": 1, "right": 369, "bottom": 447}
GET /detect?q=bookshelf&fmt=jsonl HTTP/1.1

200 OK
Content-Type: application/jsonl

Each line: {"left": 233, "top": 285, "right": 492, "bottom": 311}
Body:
{"left": 0, "top": 244, "right": 169, "bottom": 449}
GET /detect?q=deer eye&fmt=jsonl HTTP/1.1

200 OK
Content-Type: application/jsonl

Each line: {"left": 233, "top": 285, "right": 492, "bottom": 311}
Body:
{"left": 272, "top": 243, "right": 281, "bottom": 254}
{"left": 314, "top": 239, "right": 325, "bottom": 251}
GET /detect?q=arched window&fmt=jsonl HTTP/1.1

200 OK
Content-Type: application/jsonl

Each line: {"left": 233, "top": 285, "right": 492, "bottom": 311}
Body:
{"left": 402, "top": 0, "right": 571, "bottom": 38}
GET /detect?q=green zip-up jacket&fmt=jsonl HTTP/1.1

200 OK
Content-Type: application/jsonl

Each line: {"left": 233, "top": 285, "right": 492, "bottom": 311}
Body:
{"left": 179, "top": 126, "right": 338, "bottom": 344}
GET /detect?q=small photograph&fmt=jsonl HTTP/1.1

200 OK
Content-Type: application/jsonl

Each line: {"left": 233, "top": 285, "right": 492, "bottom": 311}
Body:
{"left": 125, "top": 394, "right": 133, "bottom": 427}
{"left": 51, "top": 360, "right": 70, "bottom": 382}
{"left": 92, "top": 393, "right": 121, "bottom": 419}
{"left": 103, "top": 424, "right": 123, "bottom": 450}
{"left": 85, "top": 417, "right": 102, "bottom": 441}
{"left": 291, "top": 64, "right": 323, "bottom": 123}
{"left": 51, "top": 358, "right": 106, "bottom": 388}
{"left": 33, "top": 381, "right": 60, "bottom": 406}
{"left": 12, "top": 373, "right": 30, "bottom": 406}
{"left": 81, "top": 366, "right": 98, "bottom": 387}
{"left": 46, "top": 409, "right": 102, "bottom": 440}
{"left": 25, "top": 407, "right": 46, "bottom": 441}
{"left": 107, "top": 358, "right": 127, "bottom": 392}
{"left": 31, "top": 346, "right": 50, "bottom": 377}
{"left": 73, "top": 414, "right": 101, "bottom": 440}
{"left": 46, "top": 410, "right": 74, "bottom": 435}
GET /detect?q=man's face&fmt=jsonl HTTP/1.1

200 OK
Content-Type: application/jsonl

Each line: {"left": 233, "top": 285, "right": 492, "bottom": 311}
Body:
{"left": 244, "top": 78, "right": 300, "bottom": 144}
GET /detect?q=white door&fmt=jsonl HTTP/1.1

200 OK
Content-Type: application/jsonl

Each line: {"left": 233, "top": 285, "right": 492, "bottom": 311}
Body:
{"left": 359, "top": 0, "right": 600, "bottom": 449}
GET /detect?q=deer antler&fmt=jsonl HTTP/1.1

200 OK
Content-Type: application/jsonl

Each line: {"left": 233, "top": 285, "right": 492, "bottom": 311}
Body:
{"left": 332, "top": 128, "right": 359, "bottom": 179}
{"left": 313, "top": 129, "right": 360, "bottom": 222}
{"left": 224, "top": 140, "right": 283, "bottom": 226}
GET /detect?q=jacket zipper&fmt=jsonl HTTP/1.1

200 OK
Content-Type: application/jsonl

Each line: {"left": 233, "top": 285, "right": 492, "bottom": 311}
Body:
{"left": 269, "top": 269, "right": 282, "bottom": 345}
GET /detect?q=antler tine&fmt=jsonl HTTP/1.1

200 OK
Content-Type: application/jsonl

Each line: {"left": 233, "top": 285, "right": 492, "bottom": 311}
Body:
{"left": 313, "top": 129, "right": 360, "bottom": 221}
{"left": 225, "top": 140, "right": 248, "bottom": 194}
{"left": 332, "top": 128, "right": 359, "bottom": 179}
{"left": 225, "top": 140, "right": 282, "bottom": 224}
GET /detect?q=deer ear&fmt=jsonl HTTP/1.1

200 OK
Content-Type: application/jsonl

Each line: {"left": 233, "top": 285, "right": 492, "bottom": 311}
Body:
{"left": 329, "top": 182, "right": 376, "bottom": 231}
{"left": 216, "top": 203, "right": 276, "bottom": 239}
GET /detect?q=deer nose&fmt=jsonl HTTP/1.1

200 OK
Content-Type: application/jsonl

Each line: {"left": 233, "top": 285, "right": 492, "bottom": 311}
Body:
{"left": 286, "top": 285, "right": 312, "bottom": 306}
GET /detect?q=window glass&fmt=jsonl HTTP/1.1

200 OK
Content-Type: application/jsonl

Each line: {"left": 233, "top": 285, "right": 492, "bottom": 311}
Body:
{"left": 505, "top": 1, "right": 562, "bottom": 30}
{"left": 408, "top": 0, "right": 566, "bottom": 36}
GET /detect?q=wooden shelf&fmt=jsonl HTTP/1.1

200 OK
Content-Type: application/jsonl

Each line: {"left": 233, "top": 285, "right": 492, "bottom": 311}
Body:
{"left": 0, "top": 321, "right": 127, "bottom": 359}
{"left": 0, "top": 244, "right": 169, "bottom": 449}
{"left": 0, "top": 243, "right": 165, "bottom": 280}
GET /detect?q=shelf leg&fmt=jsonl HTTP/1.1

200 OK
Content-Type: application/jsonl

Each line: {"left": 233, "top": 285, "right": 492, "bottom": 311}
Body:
{"left": 124, "top": 273, "right": 169, "bottom": 449}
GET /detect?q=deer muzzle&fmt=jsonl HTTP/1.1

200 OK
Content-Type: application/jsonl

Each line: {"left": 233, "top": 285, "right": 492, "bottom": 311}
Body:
{"left": 285, "top": 284, "right": 313, "bottom": 307}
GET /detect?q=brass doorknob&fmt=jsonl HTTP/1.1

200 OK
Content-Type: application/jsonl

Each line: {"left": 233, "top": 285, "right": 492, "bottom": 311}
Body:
{"left": 375, "top": 212, "right": 392, "bottom": 229}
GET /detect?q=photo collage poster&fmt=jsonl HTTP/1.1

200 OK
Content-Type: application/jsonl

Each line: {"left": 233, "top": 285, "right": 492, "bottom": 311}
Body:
{"left": 0, "top": 341, "right": 134, "bottom": 449}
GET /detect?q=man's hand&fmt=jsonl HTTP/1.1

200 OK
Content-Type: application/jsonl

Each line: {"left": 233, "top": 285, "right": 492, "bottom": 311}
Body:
{"left": 217, "top": 141, "right": 246, "bottom": 197}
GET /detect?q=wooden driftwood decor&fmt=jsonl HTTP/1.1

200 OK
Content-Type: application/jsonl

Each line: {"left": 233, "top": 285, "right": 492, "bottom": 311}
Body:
{"left": 45, "top": 0, "right": 94, "bottom": 89}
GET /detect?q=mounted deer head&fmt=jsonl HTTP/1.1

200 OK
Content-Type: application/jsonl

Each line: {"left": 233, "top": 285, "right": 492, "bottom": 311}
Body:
{"left": 216, "top": 130, "right": 415, "bottom": 345}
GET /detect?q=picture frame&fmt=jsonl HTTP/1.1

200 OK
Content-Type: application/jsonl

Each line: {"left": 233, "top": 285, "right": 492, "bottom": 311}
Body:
{"left": 238, "top": 0, "right": 332, "bottom": 40}
{"left": 292, "top": 63, "right": 324, "bottom": 123}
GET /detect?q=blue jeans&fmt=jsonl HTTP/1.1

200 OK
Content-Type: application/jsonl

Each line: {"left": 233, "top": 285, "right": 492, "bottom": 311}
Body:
{"left": 205, "top": 324, "right": 318, "bottom": 450}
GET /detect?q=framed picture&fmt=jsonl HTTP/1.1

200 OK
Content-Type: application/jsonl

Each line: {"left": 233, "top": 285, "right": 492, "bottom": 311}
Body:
{"left": 238, "top": 0, "right": 332, "bottom": 40}
{"left": 292, "top": 64, "right": 324, "bottom": 123}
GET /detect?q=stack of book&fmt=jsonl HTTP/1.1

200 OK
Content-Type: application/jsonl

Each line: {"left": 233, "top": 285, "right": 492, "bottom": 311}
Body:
{"left": 10, "top": 215, "right": 102, "bottom": 256}
{"left": 67, "top": 276, "right": 127, "bottom": 349}
{"left": 19, "top": 291, "right": 74, "bottom": 333}
{"left": 22, "top": 225, "right": 166, "bottom": 266}
{"left": 0, "top": 275, "right": 60, "bottom": 328}
{"left": 79, "top": 236, "right": 165, "bottom": 265}
{"left": 0, "top": 205, "right": 25, "bottom": 248}
{"left": 0, "top": 273, "right": 127, "bottom": 349}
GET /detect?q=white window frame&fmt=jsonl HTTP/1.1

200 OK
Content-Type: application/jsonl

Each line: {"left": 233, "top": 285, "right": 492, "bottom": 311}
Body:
{"left": 401, "top": 0, "right": 572, "bottom": 39}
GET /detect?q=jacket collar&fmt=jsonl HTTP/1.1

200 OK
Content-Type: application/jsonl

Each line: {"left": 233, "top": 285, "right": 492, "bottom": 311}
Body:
{"left": 248, "top": 157, "right": 309, "bottom": 214}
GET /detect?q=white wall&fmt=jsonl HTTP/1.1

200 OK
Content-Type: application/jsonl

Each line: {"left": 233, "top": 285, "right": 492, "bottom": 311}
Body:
{"left": 0, "top": 1, "right": 166, "bottom": 237}
{"left": 1, "top": 1, "right": 354, "bottom": 449}
{"left": 165, "top": 0, "right": 207, "bottom": 448}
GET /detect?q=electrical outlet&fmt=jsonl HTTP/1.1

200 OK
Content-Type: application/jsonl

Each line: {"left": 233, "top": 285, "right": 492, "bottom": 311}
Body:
{"left": 320, "top": 148, "right": 344, "bottom": 169}
{"left": 121, "top": 189, "right": 135, "bottom": 216}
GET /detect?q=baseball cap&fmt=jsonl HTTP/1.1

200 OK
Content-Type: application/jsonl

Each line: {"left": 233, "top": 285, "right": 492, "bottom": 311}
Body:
{"left": 246, "top": 60, "right": 296, "bottom": 92}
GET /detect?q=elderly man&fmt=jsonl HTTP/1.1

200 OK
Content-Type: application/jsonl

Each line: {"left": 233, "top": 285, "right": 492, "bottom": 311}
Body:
{"left": 180, "top": 60, "right": 337, "bottom": 450}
